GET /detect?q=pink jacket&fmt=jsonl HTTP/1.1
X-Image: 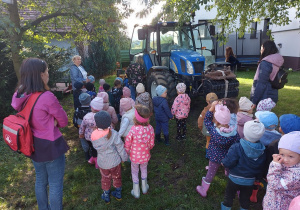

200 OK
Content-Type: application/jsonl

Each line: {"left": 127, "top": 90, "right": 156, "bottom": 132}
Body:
{"left": 171, "top": 94, "right": 191, "bottom": 119}
{"left": 79, "top": 112, "right": 97, "bottom": 141}
{"left": 98, "top": 92, "right": 118, "bottom": 127}
{"left": 125, "top": 125, "right": 155, "bottom": 164}
{"left": 120, "top": 97, "right": 135, "bottom": 116}
{"left": 263, "top": 162, "right": 300, "bottom": 210}
{"left": 237, "top": 112, "right": 253, "bottom": 139}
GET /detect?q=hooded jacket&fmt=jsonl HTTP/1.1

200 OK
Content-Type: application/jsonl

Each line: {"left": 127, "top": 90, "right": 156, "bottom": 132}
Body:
{"left": 136, "top": 92, "right": 153, "bottom": 113}
{"left": 11, "top": 91, "right": 69, "bottom": 162}
{"left": 250, "top": 53, "right": 284, "bottom": 105}
{"left": 222, "top": 139, "right": 266, "bottom": 186}
{"left": 98, "top": 92, "right": 118, "bottom": 126}
{"left": 152, "top": 96, "right": 173, "bottom": 122}
{"left": 171, "top": 93, "right": 191, "bottom": 119}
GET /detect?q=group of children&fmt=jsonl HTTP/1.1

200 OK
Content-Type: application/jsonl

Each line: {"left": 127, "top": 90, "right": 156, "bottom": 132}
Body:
{"left": 73, "top": 77, "right": 191, "bottom": 204}
{"left": 72, "top": 77, "right": 299, "bottom": 208}
{"left": 197, "top": 93, "right": 300, "bottom": 210}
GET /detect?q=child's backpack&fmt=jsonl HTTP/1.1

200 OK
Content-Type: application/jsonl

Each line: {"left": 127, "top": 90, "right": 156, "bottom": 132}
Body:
{"left": 270, "top": 67, "right": 288, "bottom": 89}
{"left": 73, "top": 106, "right": 91, "bottom": 128}
{"left": 2, "top": 92, "right": 43, "bottom": 156}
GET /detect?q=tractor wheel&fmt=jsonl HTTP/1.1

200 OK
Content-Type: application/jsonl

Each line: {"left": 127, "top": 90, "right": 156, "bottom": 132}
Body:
{"left": 146, "top": 71, "right": 177, "bottom": 104}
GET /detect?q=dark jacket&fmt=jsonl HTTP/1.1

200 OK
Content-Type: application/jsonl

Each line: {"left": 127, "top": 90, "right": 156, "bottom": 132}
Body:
{"left": 250, "top": 61, "right": 278, "bottom": 105}
{"left": 73, "top": 89, "right": 82, "bottom": 110}
{"left": 152, "top": 96, "right": 173, "bottom": 122}
{"left": 222, "top": 139, "right": 266, "bottom": 185}
{"left": 263, "top": 139, "right": 280, "bottom": 178}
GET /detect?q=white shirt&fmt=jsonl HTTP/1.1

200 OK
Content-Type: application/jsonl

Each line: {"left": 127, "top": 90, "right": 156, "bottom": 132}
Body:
{"left": 78, "top": 65, "right": 87, "bottom": 79}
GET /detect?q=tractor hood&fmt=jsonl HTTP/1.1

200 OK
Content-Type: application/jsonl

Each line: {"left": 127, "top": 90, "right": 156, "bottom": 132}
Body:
{"left": 169, "top": 50, "right": 205, "bottom": 75}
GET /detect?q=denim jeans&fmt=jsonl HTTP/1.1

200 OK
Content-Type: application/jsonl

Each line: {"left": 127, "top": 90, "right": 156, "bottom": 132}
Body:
{"left": 32, "top": 154, "right": 65, "bottom": 210}
{"left": 80, "top": 138, "right": 89, "bottom": 152}
{"left": 128, "top": 85, "right": 136, "bottom": 100}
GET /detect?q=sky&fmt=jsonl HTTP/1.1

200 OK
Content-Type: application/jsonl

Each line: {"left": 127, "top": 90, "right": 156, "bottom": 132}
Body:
{"left": 121, "top": 0, "right": 165, "bottom": 37}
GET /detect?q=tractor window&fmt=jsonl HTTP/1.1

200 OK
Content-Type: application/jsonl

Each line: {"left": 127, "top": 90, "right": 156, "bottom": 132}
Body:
{"left": 130, "top": 26, "right": 145, "bottom": 56}
{"left": 150, "top": 32, "right": 157, "bottom": 51}
{"left": 160, "top": 26, "right": 193, "bottom": 53}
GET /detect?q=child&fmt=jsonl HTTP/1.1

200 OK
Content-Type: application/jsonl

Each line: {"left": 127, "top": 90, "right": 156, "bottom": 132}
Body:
{"left": 171, "top": 83, "right": 191, "bottom": 141}
{"left": 237, "top": 97, "right": 255, "bottom": 139}
{"left": 88, "top": 75, "right": 95, "bottom": 83}
{"left": 73, "top": 81, "right": 83, "bottom": 110}
{"left": 256, "top": 98, "right": 276, "bottom": 111}
{"left": 98, "top": 79, "right": 106, "bottom": 93}
{"left": 135, "top": 83, "right": 153, "bottom": 114}
{"left": 120, "top": 87, "right": 135, "bottom": 116}
{"left": 221, "top": 98, "right": 239, "bottom": 133}
{"left": 255, "top": 111, "right": 281, "bottom": 146}
{"left": 79, "top": 97, "right": 104, "bottom": 168}
{"left": 112, "top": 79, "right": 123, "bottom": 116}
{"left": 221, "top": 120, "right": 266, "bottom": 210}
{"left": 85, "top": 82, "right": 97, "bottom": 99}
{"left": 97, "top": 92, "right": 118, "bottom": 129}
{"left": 125, "top": 104, "right": 155, "bottom": 198}
{"left": 119, "top": 98, "right": 135, "bottom": 139}
{"left": 91, "top": 111, "right": 128, "bottom": 204}
{"left": 152, "top": 85, "right": 173, "bottom": 145}
{"left": 263, "top": 131, "right": 300, "bottom": 210}
{"left": 198, "top": 92, "right": 218, "bottom": 158}
{"left": 73, "top": 93, "right": 92, "bottom": 160}
{"left": 196, "top": 101, "right": 240, "bottom": 197}
{"left": 103, "top": 83, "right": 114, "bottom": 107}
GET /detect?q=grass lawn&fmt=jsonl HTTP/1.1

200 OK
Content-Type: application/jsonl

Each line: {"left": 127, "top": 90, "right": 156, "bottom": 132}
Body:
{"left": 1, "top": 69, "right": 300, "bottom": 210}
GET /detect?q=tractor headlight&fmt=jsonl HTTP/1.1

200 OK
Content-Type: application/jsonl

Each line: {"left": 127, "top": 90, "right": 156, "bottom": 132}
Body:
{"left": 186, "top": 60, "right": 194, "bottom": 74}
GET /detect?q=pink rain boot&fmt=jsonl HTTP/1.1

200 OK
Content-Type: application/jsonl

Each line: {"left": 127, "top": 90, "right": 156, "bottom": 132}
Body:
{"left": 88, "top": 157, "right": 96, "bottom": 165}
{"left": 196, "top": 177, "right": 211, "bottom": 197}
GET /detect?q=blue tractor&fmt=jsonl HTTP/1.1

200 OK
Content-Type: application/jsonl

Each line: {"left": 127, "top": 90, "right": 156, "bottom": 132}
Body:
{"left": 129, "top": 21, "right": 239, "bottom": 102}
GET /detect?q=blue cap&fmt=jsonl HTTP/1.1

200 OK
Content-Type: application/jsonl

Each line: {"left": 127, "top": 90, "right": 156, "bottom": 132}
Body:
{"left": 156, "top": 85, "right": 167, "bottom": 96}
{"left": 279, "top": 114, "right": 300, "bottom": 134}
{"left": 115, "top": 77, "right": 123, "bottom": 84}
{"left": 255, "top": 111, "right": 278, "bottom": 130}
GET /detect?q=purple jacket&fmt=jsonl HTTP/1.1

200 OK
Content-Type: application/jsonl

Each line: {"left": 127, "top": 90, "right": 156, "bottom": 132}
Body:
{"left": 11, "top": 91, "right": 69, "bottom": 162}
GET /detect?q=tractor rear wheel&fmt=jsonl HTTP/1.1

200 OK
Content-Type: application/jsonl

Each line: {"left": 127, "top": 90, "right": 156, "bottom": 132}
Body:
{"left": 146, "top": 71, "right": 177, "bottom": 104}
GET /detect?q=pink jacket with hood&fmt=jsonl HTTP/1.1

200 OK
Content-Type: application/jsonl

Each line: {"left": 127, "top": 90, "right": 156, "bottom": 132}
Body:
{"left": 171, "top": 93, "right": 191, "bottom": 119}
{"left": 98, "top": 92, "right": 118, "bottom": 127}
{"left": 11, "top": 91, "right": 69, "bottom": 162}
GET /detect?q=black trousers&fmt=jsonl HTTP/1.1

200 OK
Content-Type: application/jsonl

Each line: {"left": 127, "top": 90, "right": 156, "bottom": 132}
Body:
{"left": 176, "top": 118, "right": 187, "bottom": 137}
{"left": 87, "top": 141, "right": 97, "bottom": 157}
{"left": 223, "top": 179, "right": 253, "bottom": 209}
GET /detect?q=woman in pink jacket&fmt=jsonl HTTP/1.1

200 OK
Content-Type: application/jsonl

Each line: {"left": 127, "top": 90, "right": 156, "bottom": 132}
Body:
{"left": 125, "top": 104, "right": 155, "bottom": 199}
{"left": 171, "top": 83, "right": 191, "bottom": 141}
{"left": 97, "top": 92, "right": 118, "bottom": 128}
{"left": 11, "top": 58, "right": 69, "bottom": 210}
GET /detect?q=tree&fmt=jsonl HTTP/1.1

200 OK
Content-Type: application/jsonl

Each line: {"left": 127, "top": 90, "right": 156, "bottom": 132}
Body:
{"left": 138, "top": 0, "right": 300, "bottom": 42}
{"left": 0, "top": 0, "right": 132, "bottom": 81}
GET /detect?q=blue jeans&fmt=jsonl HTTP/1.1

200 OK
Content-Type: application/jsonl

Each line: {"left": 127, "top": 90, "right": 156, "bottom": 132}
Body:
{"left": 80, "top": 138, "right": 89, "bottom": 152}
{"left": 32, "top": 154, "right": 65, "bottom": 210}
{"left": 129, "top": 85, "right": 136, "bottom": 100}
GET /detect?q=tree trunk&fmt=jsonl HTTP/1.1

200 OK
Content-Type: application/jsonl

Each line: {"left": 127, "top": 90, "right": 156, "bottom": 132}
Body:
{"left": 8, "top": 0, "right": 22, "bottom": 81}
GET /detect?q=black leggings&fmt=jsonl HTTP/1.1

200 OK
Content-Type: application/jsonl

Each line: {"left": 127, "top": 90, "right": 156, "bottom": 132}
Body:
{"left": 223, "top": 179, "right": 253, "bottom": 209}
{"left": 87, "top": 141, "right": 97, "bottom": 157}
{"left": 176, "top": 118, "right": 187, "bottom": 137}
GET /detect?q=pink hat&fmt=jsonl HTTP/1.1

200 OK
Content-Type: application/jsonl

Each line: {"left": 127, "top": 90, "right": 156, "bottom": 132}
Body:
{"left": 278, "top": 131, "right": 300, "bottom": 154}
{"left": 176, "top": 83, "right": 186, "bottom": 93}
{"left": 289, "top": 195, "right": 300, "bottom": 210}
{"left": 214, "top": 104, "right": 231, "bottom": 125}
{"left": 120, "top": 98, "right": 133, "bottom": 112}
{"left": 90, "top": 97, "right": 104, "bottom": 111}
{"left": 256, "top": 98, "right": 276, "bottom": 111}
{"left": 97, "top": 92, "right": 109, "bottom": 103}
{"left": 123, "top": 87, "right": 131, "bottom": 97}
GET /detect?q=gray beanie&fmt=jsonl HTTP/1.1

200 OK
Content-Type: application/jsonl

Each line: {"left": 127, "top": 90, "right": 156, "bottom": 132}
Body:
{"left": 79, "top": 93, "right": 91, "bottom": 105}
{"left": 244, "top": 120, "right": 265, "bottom": 143}
{"left": 94, "top": 111, "right": 112, "bottom": 129}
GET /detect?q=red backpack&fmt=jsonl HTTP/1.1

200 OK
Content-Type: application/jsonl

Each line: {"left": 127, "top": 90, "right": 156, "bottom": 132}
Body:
{"left": 3, "top": 92, "right": 43, "bottom": 156}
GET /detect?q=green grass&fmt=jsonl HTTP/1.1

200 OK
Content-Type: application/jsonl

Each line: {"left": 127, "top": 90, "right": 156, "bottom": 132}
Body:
{"left": 1, "top": 70, "right": 300, "bottom": 209}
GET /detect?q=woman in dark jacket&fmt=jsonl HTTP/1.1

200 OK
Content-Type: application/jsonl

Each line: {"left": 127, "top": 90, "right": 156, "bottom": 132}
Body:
{"left": 225, "top": 47, "right": 240, "bottom": 71}
{"left": 250, "top": 40, "right": 284, "bottom": 105}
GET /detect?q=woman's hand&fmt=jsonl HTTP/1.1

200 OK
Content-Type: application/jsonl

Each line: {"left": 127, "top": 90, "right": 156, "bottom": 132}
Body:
{"left": 86, "top": 78, "right": 91, "bottom": 83}
{"left": 272, "top": 154, "right": 283, "bottom": 164}
{"left": 79, "top": 134, "right": 84, "bottom": 138}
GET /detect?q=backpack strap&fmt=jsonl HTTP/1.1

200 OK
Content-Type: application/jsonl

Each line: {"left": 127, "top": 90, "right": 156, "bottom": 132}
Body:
{"left": 18, "top": 92, "right": 44, "bottom": 121}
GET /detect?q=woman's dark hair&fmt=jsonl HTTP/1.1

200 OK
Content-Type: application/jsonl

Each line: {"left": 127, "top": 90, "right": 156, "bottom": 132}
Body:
{"left": 260, "top": 40, "right": 278, "bottom": 61}
{"left": 17, "top": 58, "right": 49, "bottom": 94}
{"left": 225, "top": 47, "right": 234, "bottom": 62}
{"left": 134, "top": 104, "right": 150, "bottom": 126}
